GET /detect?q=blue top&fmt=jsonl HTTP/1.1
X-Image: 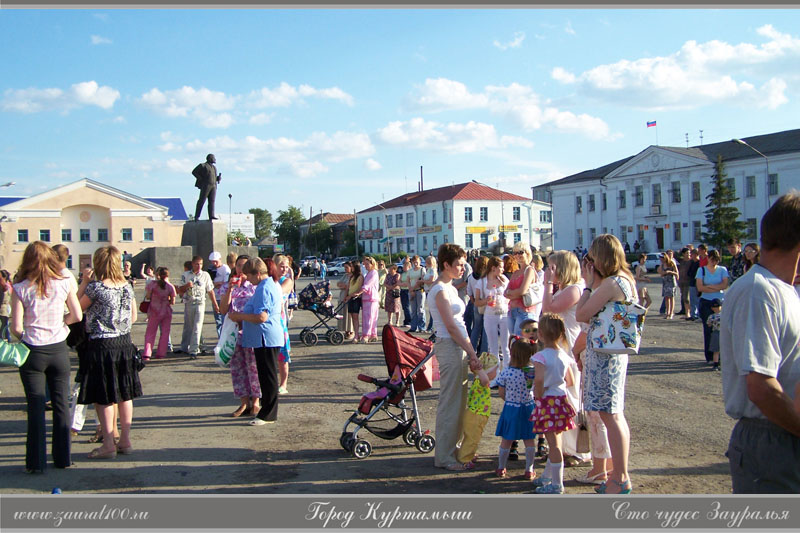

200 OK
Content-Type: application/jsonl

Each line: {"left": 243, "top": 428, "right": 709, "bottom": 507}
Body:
{"left": 696, "top": 265, "right": 729, "bottom": 301}
{"left": 241, "top": 277, "right": 284, "bottom": 348}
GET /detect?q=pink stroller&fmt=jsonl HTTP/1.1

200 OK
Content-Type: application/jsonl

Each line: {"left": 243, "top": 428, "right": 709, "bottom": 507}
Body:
{"left": 340, "top": 324, "right": 438, "bottom": 459}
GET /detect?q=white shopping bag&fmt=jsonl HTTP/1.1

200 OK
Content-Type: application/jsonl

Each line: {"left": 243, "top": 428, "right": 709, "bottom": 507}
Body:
{"left": 214, "top": 315, "right": 238, "bottom": 368}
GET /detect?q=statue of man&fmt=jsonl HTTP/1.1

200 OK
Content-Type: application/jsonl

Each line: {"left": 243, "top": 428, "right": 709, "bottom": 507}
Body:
{"left": 192, "top": 154, "right": 221, "bottom": 220}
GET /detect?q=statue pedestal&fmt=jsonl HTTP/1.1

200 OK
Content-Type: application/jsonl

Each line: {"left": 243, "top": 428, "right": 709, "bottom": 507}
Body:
{"left": 181, "top": 220, "right": 228, "bottom": 262}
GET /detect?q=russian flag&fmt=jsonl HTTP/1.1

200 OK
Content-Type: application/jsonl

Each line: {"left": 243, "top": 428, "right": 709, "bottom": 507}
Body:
{"left": 647, "top": 120, "right": 657, "bottom": 128}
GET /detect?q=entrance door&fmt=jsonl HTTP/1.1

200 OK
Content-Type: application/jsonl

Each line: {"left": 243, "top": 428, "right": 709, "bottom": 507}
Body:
{"left": 655, "top": 228, "right": 664, "bottom": 250}
{"left": 79, "top": 254, "right": 92, "bottom": 271}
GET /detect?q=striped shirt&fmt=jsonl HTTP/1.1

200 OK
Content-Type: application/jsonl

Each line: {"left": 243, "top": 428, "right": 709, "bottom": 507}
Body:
{"left": 12, "top": 277, "right": 74, "bottom": 346}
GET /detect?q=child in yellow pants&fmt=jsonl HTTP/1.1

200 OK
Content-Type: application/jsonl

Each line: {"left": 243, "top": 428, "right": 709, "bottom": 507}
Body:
{"left": 457, "top": 352, "right": 498, "bottom": 464}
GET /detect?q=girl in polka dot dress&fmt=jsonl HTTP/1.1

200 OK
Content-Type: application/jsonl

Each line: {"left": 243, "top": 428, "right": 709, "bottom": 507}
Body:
{"left": 530, "top": 312, "right": 577, "bottom": 494}
{"left": 494, "top": 339, "right": 539, "bottom": 479}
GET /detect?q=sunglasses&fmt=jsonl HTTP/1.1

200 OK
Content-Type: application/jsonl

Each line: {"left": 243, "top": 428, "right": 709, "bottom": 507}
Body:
{"left": 522, "top": 327, "right": 538, "bottom": 334}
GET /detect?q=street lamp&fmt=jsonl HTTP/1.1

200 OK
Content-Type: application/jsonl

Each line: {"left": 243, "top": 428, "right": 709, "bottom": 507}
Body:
{"left": 228, "top": 194, "right": 233, "bottom": 231}
{"left": 732, "top": 139, "right": 770, "bottom": 211}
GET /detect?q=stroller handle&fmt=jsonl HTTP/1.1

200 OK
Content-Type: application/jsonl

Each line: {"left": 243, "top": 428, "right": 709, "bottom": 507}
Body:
{"left": 357, "top": 374, "right": 374, "bottom": 383}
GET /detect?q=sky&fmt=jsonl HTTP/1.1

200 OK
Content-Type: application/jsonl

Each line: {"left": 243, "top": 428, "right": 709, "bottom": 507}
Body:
{"left": 2, "top": 9, "right": 800, "bottom": 219}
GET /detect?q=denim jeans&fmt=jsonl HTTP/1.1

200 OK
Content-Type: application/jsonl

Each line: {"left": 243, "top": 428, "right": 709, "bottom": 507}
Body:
{"left": 463, "top": 300, "right": 474, "bottom": 337}
{"left": 689, "top": 286, "right": 700, "bottom": 319}
{"left": 470, "top": 307, "right": 488, "bottom": 353}
{"left": 409, "top": 290, "right": 426, "bottom": 332}
{"left": 508, "top": 307, "right": 537, "bottom": 336}
{"left": 400, "top": 289, "right": 411, "bottom": 326}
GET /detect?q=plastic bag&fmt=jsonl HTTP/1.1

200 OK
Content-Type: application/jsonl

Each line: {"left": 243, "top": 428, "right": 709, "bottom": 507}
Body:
{"left": 214, "top": 315, "right": 238, "bottom": 368}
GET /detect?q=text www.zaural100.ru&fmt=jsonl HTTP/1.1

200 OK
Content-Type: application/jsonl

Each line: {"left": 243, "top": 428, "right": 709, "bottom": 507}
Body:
{"left": 14, "top": 506, "right": 149, "bottom": 527}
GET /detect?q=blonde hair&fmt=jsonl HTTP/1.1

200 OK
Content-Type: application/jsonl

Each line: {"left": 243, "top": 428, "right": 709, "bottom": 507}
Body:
{"left": 511, "top": 242, "right": 532, "bottom": 264}
{"left": 589, "top": 234, "right": 633, "bottom": 281}
{"left": 530, "top": 253, "right": 543, "bottom": 271}
{"left": 93, "top": 246, "right": 125, "bottom": 284}
{"left": 538, "top": 312, "right": 569, "bottom": 352}
{"left": 226, "top": 251, "right": 237, "bottom": 267}
{"left": 363, "top": 256, "right": 377, "bottom": 269}
{"left": 548, "top": 250, "right": 581, "bottom": 287}
{"left": 273, "top": 254, "right": 290, "bottom": 267}
{"left": 425, "top": 256, "right": 437, "bottom": 271}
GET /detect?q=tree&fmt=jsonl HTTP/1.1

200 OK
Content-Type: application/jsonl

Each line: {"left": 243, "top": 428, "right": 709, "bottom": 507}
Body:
{"left": 702, "top": 154, "right": 747, "bottom": 249}
{"left": 274, "top": 206, "right": 305, "bottom": 254}
{"left": 248, "top": 208, "right": 273, "bottom": 239}
{"left": 339, "top": 227, "right": 363, "bottom": 257}
{"left": 305, "top": 220, "right": 334, "bottom": 255}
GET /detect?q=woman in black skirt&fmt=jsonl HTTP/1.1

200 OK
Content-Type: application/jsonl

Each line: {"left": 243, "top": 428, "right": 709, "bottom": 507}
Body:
{"left": 77, "top": 245, "right": 142, "bottom": 459}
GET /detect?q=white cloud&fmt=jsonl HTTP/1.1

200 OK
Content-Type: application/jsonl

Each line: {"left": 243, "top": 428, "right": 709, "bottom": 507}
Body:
{"left": 139, "top": 86, "right": 238, "bottom": 128}
{"left": 249, "top": 112, "right": 272, "bottom": 125}
{"left": 1, "top": 81, "right": 120, "bottom": 113}
{"left": 166, "top": 158, "right": 193, "bottom": 173}
{"left": 248, "top": 82, "right": 354, "bottom": 108}
{"left": 493, "top": 31, "right": 525, "bottom": 51}
{"left": 112, "top": 115, "right": 126, "bottom": 123}
{"left": 90, "top": 35, "right": 112, "bottom": 45}
{"left": 565, "top": 21, "right": 576, "bottom": 36}
{"left": 377, "top": 117, "right": 532, "bottom": 153}
{"left": 551, "top": 24, "right": 799, "bottom": 110}
{"left": 365, "top": 158, "right": 382, "bottom": 171}
{"left": 408, "top": 78, "right": 490, "bottom": 111}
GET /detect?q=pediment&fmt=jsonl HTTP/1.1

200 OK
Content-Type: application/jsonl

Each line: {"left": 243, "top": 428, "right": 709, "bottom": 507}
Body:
{"left": 3, "top": 179, "right": 167, "bottom": 213}
{"left": 606, "top": 146, "right": 713, "bottom": 180}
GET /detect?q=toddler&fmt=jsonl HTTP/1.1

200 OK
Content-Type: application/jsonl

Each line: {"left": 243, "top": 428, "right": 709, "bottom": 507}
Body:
{"left": 530, "top": 312, "right": 577, "bottom": 494}
{"left": 707, "top": 298, "right": 722, "bottom": 371}
{"left": 508, "top": 319, "right": 547, "bottom": 460}
{"left": 456, "top": 352, "right": 498, "bottom": 465}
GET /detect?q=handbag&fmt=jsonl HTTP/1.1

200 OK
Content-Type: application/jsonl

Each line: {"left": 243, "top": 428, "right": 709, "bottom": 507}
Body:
{"left": 588, "top": 277, "right": 647, "bottom": 355}
{"left": 521, "top": 268, "right": 543, "bottom": 308}
{"left": 391, "top": 288, "right": 401, "bottom": 299}
{"left": 138, "top": 300, "right": 150, "bottom": 313}
{"left": 134, "top": 349, "right": 146, "bottom": 371}
{"left": 0, "top": 338, "right": 30, "bottom": 367}
{"left": 214, "top": 315, "right": 238, "bottom": 368}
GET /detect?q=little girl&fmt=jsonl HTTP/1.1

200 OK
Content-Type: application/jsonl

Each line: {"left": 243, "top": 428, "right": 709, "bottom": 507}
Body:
{"left": 530, "top": 312, "right": 577, "bottom": 494}
{"left": 494, "top": 339, "right": 539, "bottom": 479}
{"left": 507, "top": 319, "right": 546, "bottom": 461}
{"left": 456, "top": 352, "right": 498, "bottom": 465}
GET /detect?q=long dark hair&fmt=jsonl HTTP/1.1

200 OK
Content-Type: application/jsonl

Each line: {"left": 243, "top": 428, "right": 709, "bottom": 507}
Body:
{"left": 157, "top": 267, "right": 170, "bottom": 290}
{"left": 349, "top": 261, "right": 362, "bottom": 283}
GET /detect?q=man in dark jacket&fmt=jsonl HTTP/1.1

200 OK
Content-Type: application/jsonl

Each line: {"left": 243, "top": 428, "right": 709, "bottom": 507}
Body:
{"left": 192, "top": 154, "right": 221, "bottom": 220}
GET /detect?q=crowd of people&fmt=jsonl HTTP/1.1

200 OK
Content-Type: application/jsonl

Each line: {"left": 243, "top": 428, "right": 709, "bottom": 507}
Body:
{"left": 5, "top": 192, "right": 799, "bottom": 496}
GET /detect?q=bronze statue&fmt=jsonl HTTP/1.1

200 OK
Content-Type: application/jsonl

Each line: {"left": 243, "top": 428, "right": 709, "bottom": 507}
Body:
{"left": 192, "top": 154, "right": 221, "bottom": 220}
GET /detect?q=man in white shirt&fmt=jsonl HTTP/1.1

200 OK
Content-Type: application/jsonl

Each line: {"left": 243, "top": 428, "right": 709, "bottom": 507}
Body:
{"left": 177, "top": 255, "right": 219, "bottom": 359}
{"left": 208, "top": 251, "right": 230, "bottom": 337}
{"left": 720, "top": 192, "right": 800, "bottom": 493}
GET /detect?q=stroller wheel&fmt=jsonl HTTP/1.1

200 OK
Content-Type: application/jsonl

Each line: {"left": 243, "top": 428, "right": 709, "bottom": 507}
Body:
{"left": 351, "top": 439, "right": 372, "bottom": 459}
{"left": 416, "top": 434, "right": 436, "bottom": 454}
{"left": 301, "top": 331, "right": 318, "bottom": 346}
{"left": 329, "top": 330, "right": 345, "bottom": 345}
{"left": 339, "top": 432, "right": 353, "bottom": 451}
{"left": 402, "top": 427, "right": 420, "bottom": 446}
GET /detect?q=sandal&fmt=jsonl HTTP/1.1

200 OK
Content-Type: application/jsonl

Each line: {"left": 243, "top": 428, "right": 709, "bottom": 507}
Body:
{"left": 231, "top": 404, "right": 249, "bottom": 418}
{"left": 445, "top": 461, "right": 474, "bottom": 471}
{"left": 87, "top": 447, "right": 117, "bottom": 460}
{"left": 116, "top": 444, "right": 133, "bottom": 455}
{"left": 595, "top": 479, "right": 633, "bottom": 494}
{"left": 575, "top": 471, "right": 609, "bottom": 485}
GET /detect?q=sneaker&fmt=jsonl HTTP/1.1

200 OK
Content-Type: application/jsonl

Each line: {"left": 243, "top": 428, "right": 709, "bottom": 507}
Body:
{"left": 535, "top": 483, "right": 564, "bottom": 494}
{"left": 532, "top": 476, "right": 551, "bottom": 488}
{"left": 712, "top": 363, "right": 721, "bottom": 371}
{"left": 278, "top": 386, "right": 289, "bottom": 394}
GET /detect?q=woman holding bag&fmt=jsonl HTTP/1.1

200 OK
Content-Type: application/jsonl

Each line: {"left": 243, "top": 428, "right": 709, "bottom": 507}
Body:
{"left": 142, "top": 267, "right": 175, "bottom": 361}
{"left": 576, "top": 234, "right": 638, "bottom": 494}
{"left": 503, "top": 242, "right": 540, "bottom": 336}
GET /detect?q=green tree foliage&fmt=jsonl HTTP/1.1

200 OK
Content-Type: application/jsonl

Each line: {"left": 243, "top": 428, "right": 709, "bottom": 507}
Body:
{"left": 703, "top": 154, "right": 747, "bottom": 249}
{"left": 227, "top": 230, "right": 248, "bottom": 246}
{"left": 274, "top": 206, "right": 305, "bottom": 253}
{"left": 339, "top": 227, "right": 363, "bottom": 257}
{"left": 305, "top": 220, "right": 335, "bottom": 255}
{"left": 248, "top": 208, "right": 273, "bottom": 239}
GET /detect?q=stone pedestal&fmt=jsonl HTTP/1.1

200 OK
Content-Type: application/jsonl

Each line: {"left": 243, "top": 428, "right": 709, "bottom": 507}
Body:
{"left": 181, "top": 220, "right": 229, "bottom": 263}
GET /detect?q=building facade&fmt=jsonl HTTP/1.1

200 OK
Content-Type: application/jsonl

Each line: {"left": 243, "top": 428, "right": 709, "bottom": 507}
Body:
{"left": 535, "top": 129, "right": 800, "bottom": 253}
{"left": 0, "top": 178, "right": 187, "bottom": 274}
{"left": 358, "top": 181, "right": 552, "bottom": 257}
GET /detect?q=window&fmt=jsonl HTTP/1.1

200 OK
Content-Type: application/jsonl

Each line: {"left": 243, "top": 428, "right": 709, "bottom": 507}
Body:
{"left": 465, "top": 234, "right": 474, "bottom": 248}
{"left": 369, "top": 240, "right": 373, "bottom": 253}
{"left": 376, "top": 216, "right": 380, "bottom": 229}
{"left": 602, "top": 193, "right": 607, "bottom": 211}
{"left": 40, "top": 229, "right": 51, "bottom": 242}
{"left": 576, "top": 229, "right": 583, "bottom": 246}
{"left": 575, "top": 196, "right": 583, "bottom": 213}
{"left": 406, "top": 237, "right": 415, "bottom": 253}
{"left": 589, "top": 227, "right": 596, "bottom": 241}
{"left": 61, "top": 229, "right": 72, "bottom": 241}
{"left": 121, "top": 228, "right": 133, "bottom": 242}
{"left": 406, "top": 213, "right": 414, "bottom": 227}
{"left": 619, "top": 226, "right": 627, "bottom": 243}
{"left": 512, "top": 207, "right": 521, "bottom": 222}
{"left": 726, "top": 178, "right": 736, "bottom": 196}
{"left": 636, "top": 224, "right": 644, "bottom": 242}
{"left": 66, "top": 255, "right": 73, "bottom": 269}
{"left": 443, "top": 235, "right": 449, "bottom": 243}
{"left": 432, "top": 235, "right": 438, "bottom": 250}
{"left": 479, "top": 207, "right": 488, "bottom": 222}
{"left": 386, "top": 215, "right": 393, "bottom": 229}
{"left": 17, "top": 229, "right": 28, "bottom": 243}
{"left": 143, "top": 228, "right": 154, "bottom": 241}
{"left": 464, "top": 207, "right": 473, "bottom": 222}
{"left": 768, "top": 173, "right": 779, "bottom": 196}
{"left": 79, "top": 229, "right": 91, "bottom": 242}
{"left": 396, "top": 214, "right": 403, "bottom": 227}
{"left": 746, "top": 176, "right": 756, "bottom": 198}
{"left": 513, "top": 233, "right": 521, "bottom": 244}
{"left": 635, "top": 186, "right": 644, "bottom": 207}
{"left": 692, "top": 182, "right": 701, "bottom": 202}
{"left": 480, "top": 233, "right": 489, "bottom": 248}
{"left": 442, "top": 206, "right": 448, "bottom": 223}
{"left": 422, "top": 211, "right": 427, "bottom": 226}
{"left": 673, "top": 221, "right": 681, "bottom": 242}
{"left": 746, "top": 218, "right": 758, "bottom": 240}
{"left": 540, "top": 211, "right": 551, "bottom": 224}
{"left": 692, "top": 221, "right": 702, "bottom": 241}
{"left": 618, "top": 190, "right": 627, "bottom": 209}
{"left": 97, "top": 228, "right": 108, "bottom": 242}
{"left": 671, "top": 182, "right": 681, "bottom": 204}
{"left": 432, "top": 210, "right": 437, "bottom": 225}
{"left": 360, "top": 218, "right": 365, "bottom": 230}
{"left": 588, "top": 194, "right": 596, "bottom": 212}
{"left": 422, "top": 236, "right": 428, "bottom": 252}
{"left": 652, "top": 183, "right": 662, "bottom": 206}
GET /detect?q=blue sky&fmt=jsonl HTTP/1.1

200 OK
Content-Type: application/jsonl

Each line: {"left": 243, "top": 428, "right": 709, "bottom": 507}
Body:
{"left": 2, "top": 9, "right": 799, "bottom": 218}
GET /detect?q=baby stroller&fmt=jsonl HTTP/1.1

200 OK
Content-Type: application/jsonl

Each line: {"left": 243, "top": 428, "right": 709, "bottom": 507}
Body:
{"left": 297, "top": 280, "right": 347, "bottom": 346}
{"left": 340, "top": 324, "right": 438, "bottom": 459}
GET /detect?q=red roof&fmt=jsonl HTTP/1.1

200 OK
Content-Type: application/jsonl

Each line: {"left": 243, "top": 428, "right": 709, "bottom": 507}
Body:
{"left": 359, "top": 181, "right": 529, "bottom": 214}
{"left": 303, "top": 212, "right": 354, "bottom": 225}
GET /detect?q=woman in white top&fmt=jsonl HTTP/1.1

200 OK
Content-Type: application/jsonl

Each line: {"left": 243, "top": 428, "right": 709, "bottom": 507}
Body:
{"left": 11, "top": 241, "right": 82, "bottom": 473}
{"left": 474, "top": 256, "right": 510, "bottom": 369}
{"left": 422, "top": 256, "right": 438, "bottom": 333}
{"left": 429, "top": 244, "right": 481, "bottom": 471}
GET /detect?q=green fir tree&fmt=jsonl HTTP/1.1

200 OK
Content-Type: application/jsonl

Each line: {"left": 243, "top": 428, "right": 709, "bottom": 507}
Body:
{"left": 702, "top": 154, "right": 747, "bottom": 249}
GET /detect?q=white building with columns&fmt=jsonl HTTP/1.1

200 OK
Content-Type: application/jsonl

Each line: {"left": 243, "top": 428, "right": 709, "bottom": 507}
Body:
{"left": 357, "top": 181, "right": 552, "bottom": 257}
{"left": 534, "top": 128, "right": 800, "bottom": 253}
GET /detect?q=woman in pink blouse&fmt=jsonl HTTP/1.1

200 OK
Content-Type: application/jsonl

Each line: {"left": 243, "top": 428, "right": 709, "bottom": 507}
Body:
{"left": 11, "top": 242, "right": 82, "bottom": 473}
{"left": 354, "top": 257, "right": 380, "bottom": 343}
{"left": 142, "top": 267, "right": 176, "bottom": 360}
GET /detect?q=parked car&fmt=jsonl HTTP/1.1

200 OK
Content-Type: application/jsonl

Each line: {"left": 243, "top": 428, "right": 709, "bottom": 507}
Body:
{"left": 327, "top": 261, "right": 346, "bottom": 277}
{"left": 631, "top": 253, "right": 661, "bottom": 271}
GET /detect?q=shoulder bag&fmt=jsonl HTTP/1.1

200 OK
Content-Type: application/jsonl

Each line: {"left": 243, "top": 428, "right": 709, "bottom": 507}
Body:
{"left": 588, "top": 276, "right": 647, "bottom": 355}
{"left": 522, "top": 268, "right": 543, "bottom": 308}
{"left": 0, "top": 338, "right": 30, "bottom": 368}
